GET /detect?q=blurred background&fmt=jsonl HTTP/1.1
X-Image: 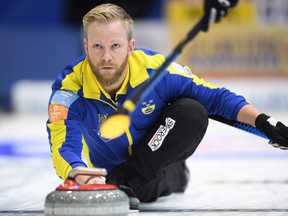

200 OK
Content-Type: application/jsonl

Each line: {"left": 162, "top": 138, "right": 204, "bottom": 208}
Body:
{"left": 1, "top": 0, "right": 288, "bottom": 213}
{"left": 0, "top": 0, "right": 287, "bottom": 113}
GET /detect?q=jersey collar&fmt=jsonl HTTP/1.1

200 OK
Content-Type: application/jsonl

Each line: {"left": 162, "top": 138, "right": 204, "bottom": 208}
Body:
{"left": 82, "top": 52, "right": 149, "bottom": 100}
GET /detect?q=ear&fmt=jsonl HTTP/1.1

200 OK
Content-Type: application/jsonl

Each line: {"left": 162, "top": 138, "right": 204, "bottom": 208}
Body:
{"left": 84, "top": 38, "right": 88, "bottom": 55}
{"left": 128, "top": 39, "right": 135, "bottom": 56}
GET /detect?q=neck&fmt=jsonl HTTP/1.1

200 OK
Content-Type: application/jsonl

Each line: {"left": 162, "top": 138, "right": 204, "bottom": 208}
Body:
{"left": 103, "top": 85, "right": 118, "bottom": 101}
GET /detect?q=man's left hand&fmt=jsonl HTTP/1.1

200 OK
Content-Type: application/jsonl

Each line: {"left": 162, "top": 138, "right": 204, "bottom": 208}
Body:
{"left": 255, "top": 113, "right": 288, "bottom": 150}
{"left": 203, "top": 0, "right": 238, "bottom": 31}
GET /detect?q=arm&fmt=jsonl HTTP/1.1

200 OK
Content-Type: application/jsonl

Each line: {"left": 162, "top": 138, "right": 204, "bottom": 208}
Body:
{"left": 237, "top": 104, "right": 288, "bottom": 150}
{"left": 47, "top": 90, "right": 87, "bottom": 180}
{"left": 236, "top": 104, "right": 261, "bottom": 126}
{"left": 163, "top": 64, "right": 288, "bottom": 149}
{"left": 47, "top": 118, "right": 86, "bottom": 180}
{"left": 48, "top": 90, "right": 109, "bottom": 183}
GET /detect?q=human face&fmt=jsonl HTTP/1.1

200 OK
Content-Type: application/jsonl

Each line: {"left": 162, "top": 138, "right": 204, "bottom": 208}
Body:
{"left": 84, "top": 20, "right": 135, "bottom": 88}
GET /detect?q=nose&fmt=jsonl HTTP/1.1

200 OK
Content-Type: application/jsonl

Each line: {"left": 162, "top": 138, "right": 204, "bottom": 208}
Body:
{"left": 101, "top": 48, "right": 112, "bottom": 62}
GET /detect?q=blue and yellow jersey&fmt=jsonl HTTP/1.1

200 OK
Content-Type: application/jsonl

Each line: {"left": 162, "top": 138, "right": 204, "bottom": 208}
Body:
{"left": 47, "top": 48, "right": 248, "bottom": 180}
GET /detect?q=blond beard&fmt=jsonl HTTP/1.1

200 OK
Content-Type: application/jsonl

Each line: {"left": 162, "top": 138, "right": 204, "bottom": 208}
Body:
{"left": 88, "top": 56, "right": 128, "bottom": 87}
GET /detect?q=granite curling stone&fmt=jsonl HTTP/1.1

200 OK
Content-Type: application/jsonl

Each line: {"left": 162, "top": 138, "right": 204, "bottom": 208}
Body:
{"left": 44, "top": 167, "right": 129, "bottom": 216}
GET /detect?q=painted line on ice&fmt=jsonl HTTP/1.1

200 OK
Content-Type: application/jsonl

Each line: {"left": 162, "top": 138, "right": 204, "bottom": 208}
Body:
{"left": 140, "top": 208, "right": 288, "bottom": 212}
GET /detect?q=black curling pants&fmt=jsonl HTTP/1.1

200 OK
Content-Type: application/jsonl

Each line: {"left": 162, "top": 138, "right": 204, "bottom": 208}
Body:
{"left": 116, "top": 98, "right": 208, "bottom": 202}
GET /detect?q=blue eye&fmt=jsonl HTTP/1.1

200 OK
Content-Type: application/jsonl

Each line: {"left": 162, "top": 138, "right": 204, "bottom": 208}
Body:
{"left": 111, "top": 44, "right": 120, "bottom": 49}
{"left": 93, "top": 44, "right": 102, "bottom": 49}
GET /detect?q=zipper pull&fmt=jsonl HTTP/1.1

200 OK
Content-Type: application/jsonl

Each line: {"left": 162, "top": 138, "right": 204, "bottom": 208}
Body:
{"left": 114, "top": 95, "right": 118, "bottom": 107}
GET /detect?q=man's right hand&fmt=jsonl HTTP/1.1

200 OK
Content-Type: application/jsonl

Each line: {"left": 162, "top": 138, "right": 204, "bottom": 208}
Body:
{"left": 69, "top": 166, "right": 107, "bottom": 184}
{"left": 75, "top": 174, "right": 106, "bottom": 185}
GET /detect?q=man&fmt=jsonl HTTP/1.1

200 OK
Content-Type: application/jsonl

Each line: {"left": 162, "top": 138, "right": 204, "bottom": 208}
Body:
{"left": 47, "top": 3, "right": 288, "bottom": 210}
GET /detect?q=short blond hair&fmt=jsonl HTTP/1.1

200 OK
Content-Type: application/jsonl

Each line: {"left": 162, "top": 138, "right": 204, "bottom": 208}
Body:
{"left": 83, "top": 3, "right": 134, "bottom": 41}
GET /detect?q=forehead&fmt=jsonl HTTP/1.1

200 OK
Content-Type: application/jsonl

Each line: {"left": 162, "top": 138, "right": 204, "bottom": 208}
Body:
{"left": 86, "top": 20, "right": 128, "bottom": 41}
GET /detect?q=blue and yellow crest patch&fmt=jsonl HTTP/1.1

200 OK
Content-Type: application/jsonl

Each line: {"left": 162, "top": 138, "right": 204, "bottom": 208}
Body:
{"left": 141, "top": 99, "right": 155, "bottom": 115}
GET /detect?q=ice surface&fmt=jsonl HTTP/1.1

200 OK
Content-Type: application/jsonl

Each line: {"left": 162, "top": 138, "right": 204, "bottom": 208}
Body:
{"left": 0, "top": 111, "right": 287, "bottom": 216}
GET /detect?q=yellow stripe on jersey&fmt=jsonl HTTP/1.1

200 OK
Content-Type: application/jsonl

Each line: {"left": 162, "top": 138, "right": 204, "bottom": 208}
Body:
{"left": 82, "top": 137, "right": 94, "bottom": 168}
{"left": 191, "top": 73, "right": 219, "bottom": 89}
{"left": 48, "top": 120, "right": 72, "bottom": 180}
{"left": 126, "top": 129, "right": 133, "bottom": 156}
{"left": 167, "top": 62, "right": 218, "bottom": 89}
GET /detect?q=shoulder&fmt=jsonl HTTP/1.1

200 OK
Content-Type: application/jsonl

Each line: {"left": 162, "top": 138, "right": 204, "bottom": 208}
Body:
{"left": 62, "top": 55, "right": 86, "bottom": 77}
{"left": 132, "top": 49, "right": 192, "bottom": 77}
{"left": 168, "top": 62, "right": 193, "bottom": 78}
{"left": 52, "top": 55, "right": 87, "bottom": 92}
{"left": 50, "top": 90, "right": 79, "bottom": 108}
{"left": 134, "top": 48, "right": 159, "bottom": 56}
{"left": 132, "top": 48, "right": 165, "bottom": 69}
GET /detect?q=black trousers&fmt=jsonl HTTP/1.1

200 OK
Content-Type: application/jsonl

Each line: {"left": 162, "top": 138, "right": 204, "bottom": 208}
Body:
{"left": 112, "top": 98, "right": 208, "bottom": 202}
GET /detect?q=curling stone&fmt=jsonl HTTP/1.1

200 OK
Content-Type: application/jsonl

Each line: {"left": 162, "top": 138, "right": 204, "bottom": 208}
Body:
{"left": 44, "top": 167, "right": 129, "bottom": 216}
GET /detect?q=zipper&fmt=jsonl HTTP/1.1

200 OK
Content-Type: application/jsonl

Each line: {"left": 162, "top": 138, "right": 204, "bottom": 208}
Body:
{"left": 114, "top": 95, "right": 118, "bottom": 108}
{"left": 108, "top": 94, "right": 118, "bottom": 108}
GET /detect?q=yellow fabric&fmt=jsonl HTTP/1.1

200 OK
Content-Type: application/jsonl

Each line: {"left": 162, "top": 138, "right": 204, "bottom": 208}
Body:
{"left": 82, "top": 137, "right": 94, "bottom": 168}
{"left": 47, "top": 120, "right": 72, "bottom": 180}
{"left": 191, "top": 74, "right": 219, "bottom": 89}
{"left": 61, "top": 63, "right": 83, "bottom": 93}
{"left": 126, "top": 129, "right": 133, "bottom": 156}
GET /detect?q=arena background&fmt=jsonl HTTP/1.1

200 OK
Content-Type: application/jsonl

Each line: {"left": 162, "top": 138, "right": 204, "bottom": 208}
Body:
{"left": 0, "top": 0, "right": 287, "bottom": 113}
{"left": 0, "top": 0, "right": 288, "bottom": 215}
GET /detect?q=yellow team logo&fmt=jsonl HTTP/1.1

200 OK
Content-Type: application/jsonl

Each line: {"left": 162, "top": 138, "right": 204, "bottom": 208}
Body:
{"left": 141, "top": 99, "right": 155, "bottom": 115}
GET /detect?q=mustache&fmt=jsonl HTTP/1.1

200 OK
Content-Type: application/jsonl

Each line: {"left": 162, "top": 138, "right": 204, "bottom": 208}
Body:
{"left": 97, "top": 61, "right": 114, "bottom": 67}
{"left": 98, "top": 63, "right": 115, "bottom": 67}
